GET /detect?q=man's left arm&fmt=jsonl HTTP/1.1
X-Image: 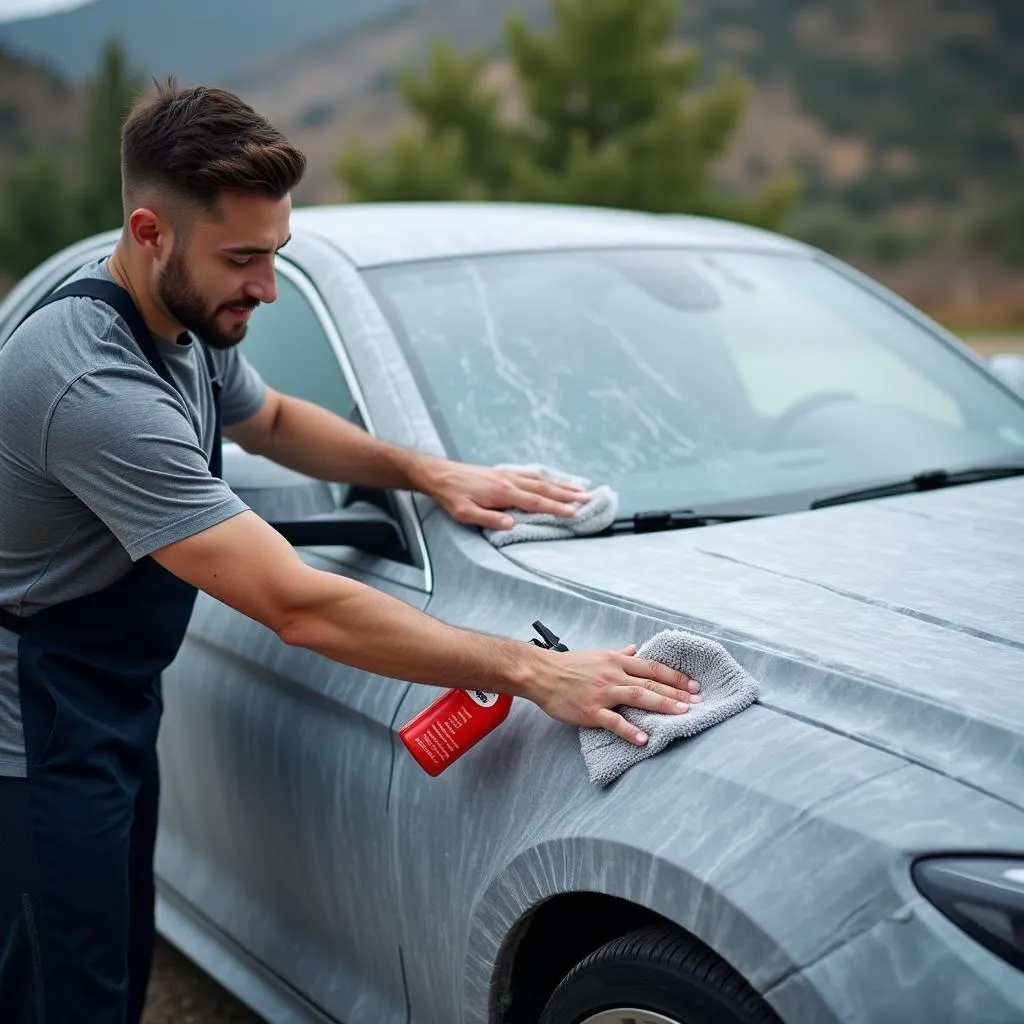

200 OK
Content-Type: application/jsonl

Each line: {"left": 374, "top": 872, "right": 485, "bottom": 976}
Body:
{"left": 224, "top": 387, "right": 588, "bottom": 531}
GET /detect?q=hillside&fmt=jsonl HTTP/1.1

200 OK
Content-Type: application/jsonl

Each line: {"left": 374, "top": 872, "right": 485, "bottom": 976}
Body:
{"left": 0, "top": 46, "right": 83, "bottom": 172}
{"left": 0, "top": 0, "right": 410, "bottom": 82}
{"left": 222, "top": 0, "right": 551, "bottom": 203}
{"left": 688, "top": 0, "right": 1024, "bottom": 215}
{"left": 0, "top": 0, "right": 1021, "bottom": 322}
{"left": 3, "top": 0, "right": 1020, "bottom": 210}
{"left": 222, "top": 0, "right": 1024, "bottom": 212}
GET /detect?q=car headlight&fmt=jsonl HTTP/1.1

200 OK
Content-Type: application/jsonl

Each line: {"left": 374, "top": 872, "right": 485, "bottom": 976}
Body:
{"left": 913, "top": 856, "right": 1024, "bottom": 972}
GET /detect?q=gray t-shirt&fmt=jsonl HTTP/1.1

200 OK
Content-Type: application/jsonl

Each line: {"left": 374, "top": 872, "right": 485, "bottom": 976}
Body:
{"left": 0, "top": 258, "right": 267, "bottom": 776}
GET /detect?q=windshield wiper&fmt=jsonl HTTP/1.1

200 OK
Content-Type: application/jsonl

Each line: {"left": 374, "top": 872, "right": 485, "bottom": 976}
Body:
{"left": 810, "top": 465, "right": 1024, "bottom": 510}
{"left": 605, "top": 509, "right": 769, "bottom": 535}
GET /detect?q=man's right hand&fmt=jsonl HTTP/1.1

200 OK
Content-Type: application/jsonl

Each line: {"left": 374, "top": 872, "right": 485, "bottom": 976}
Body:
{"left": 525, "top": 644, "right": 701, "bottom": 746}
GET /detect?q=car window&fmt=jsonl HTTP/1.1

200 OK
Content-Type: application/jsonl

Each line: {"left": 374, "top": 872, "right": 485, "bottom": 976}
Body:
{"left": 241, "top": 267, "right": 354, "bottom": 420}
{"left": 701, "top": 257, "right": 963, "bottom": 426}
{"left": 238, "top": 266, "right": 358, "bottom": 510}
{"left": 366, "top": 248, "right": 1024, "bottom": 518}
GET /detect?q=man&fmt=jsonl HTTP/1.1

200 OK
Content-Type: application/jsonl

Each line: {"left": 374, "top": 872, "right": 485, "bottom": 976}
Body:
{"left": 0, "top": 80, "right": 699, "bottom": 1023}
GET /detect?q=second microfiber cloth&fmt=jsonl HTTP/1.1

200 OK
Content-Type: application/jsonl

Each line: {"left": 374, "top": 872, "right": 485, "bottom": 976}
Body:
{"left": 580, "top": 630, "right": 761, "bottom": 786}
{"left": 482, "top": 463, "right": 619, "bottom": 547}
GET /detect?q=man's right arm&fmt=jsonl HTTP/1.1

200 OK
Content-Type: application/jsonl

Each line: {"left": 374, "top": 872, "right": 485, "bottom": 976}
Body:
{"left": 152, "top": 511, "right": 700, "bottom": 746}
{"left": 42, "top": 361, "right": 698, "bottom": 746}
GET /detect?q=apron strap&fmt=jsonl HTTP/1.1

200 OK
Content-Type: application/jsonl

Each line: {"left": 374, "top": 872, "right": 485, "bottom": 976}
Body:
{"left": 197, "top": 338, "right": 223, "bottom": 479}
{"left": 29, "top": 279, "right": 177, "bottom": 392}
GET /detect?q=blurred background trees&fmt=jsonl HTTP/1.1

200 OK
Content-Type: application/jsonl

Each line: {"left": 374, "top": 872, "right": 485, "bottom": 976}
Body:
{"left": 336, "top": 0, "right": 800, "bottom": 228}
{"left": 0, "top": 0, "right": 1021, "bottom": 326}
{"left": 0, "top": 38, "right": 141, "bottom": 279}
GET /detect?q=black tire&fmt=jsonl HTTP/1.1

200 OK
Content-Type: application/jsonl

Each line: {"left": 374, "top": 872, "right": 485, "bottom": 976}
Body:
{"left": 539, "top": 925, "right": 783, "bottom": 1024}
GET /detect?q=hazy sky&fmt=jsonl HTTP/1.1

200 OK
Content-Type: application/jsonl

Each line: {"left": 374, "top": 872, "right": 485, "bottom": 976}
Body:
{"left": 0, "top": 0, "right": 92, "bottom": 23}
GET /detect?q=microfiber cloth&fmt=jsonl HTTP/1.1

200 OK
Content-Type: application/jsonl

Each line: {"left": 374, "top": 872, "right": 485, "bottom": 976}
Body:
{"left": 482, "top": 463, "right": 619, "bottom": 548}
{"left": 580, "top": 630, "right": 760, "bottom": 786}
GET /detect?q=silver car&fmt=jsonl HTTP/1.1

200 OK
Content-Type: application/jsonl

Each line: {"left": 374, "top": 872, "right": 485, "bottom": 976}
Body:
{"left": 3, "top": 202, "right": 1024, "bottom": 1024}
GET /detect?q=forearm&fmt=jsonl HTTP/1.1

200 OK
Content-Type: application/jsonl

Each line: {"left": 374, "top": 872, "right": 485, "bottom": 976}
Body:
{"left": 155, "top": 509, "right": 538, "bottom": 693}
{"left": 257, "top": 394, "right": 438, "bottom": 491}
{"left": 277, "top": 563, "right": 543, "bottom": 696}
{"left": 154, "top": 512, "right": 696, "bottom": 746}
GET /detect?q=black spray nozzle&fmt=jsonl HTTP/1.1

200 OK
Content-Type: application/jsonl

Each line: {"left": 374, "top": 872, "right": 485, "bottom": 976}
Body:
{"left": 530, "top": 620, "right": 569, "bottom": 652}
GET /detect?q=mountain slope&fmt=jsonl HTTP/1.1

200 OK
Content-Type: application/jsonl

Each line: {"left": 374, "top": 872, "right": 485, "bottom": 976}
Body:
{"left": 223, "top": 0, "right": 1022, "bottom": 212}
{"left": 220, "top": 0, "right": 550, "bottom": 203}
{"left": 684, "top": 0, "right": 1024, "bottom": 213}
{"left": 2, "top": 0, "right": 1021, "bottom": 223}
{"left": 0, "top": 0, "right": 410, "bottom": 82}
{"left": 0, "top": 46, "right": 82, "bottom": 171}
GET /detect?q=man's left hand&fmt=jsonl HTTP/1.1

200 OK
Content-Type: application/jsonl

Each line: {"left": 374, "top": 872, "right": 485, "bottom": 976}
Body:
{"left": 413, "top": 459, "right": 590, "bottom": 531}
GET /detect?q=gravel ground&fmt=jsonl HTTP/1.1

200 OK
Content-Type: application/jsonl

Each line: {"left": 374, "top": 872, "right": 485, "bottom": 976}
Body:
{"left": 143, "top": 938, "right": 266, "bottom": 1024}
{"left": 140, "top": 329, "right": 1024, "bottom": 1022}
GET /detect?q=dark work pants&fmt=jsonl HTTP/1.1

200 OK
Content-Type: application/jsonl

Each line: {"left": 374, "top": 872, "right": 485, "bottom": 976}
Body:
{"left": 0, "top": 748, "right": 161, "bottom": 1024}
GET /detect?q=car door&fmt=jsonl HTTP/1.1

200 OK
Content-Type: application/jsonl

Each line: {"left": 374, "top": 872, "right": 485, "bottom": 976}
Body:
{"left": 155, "top": 257, "right": 428, "bottom": 1024}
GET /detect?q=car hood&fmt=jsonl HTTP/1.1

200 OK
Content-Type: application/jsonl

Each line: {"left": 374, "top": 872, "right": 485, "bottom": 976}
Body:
{"left": 502, "top": 478, "right": 1024, "bottom": 809}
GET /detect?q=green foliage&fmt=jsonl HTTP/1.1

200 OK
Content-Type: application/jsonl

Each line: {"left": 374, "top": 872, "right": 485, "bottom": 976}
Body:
{"left": 0, "top": 151, "right": 80, "bottom": 278}
{"left": 76, "top": 38, "right": 145, "bottom": 236}
{"left": 786, "top": 202, "right": 944, "bottom": 267}
{"left": 839, "top": 165, "right": 958, "bottom": 217}
{"left": 0, "top": 38, "right": 141, "bottom": 281}
{"left": 784, "top": 204, "right": 860, "bottom": 257}
{"left": 0, "top": 103, "right": 20, "bottom": 144}
{"left": 335, "top": 0, "right": 800, "bottom": 228}
{"left": 863, "top": 222, "right": 921, "bottom": 266}
{"left": 395, "top": 38, "right": 519, "bottom": 193}
{"left": 972, "top": 174, "right": 1024, "bottom": 266}
{"left": 339, "top": 127, "right": 482, "bottom": 201}
{"left": 683, "top": 0, "right": 1022, "bottom": 206}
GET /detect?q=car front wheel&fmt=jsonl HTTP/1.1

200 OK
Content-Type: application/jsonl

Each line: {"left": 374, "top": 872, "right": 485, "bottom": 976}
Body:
{"left": 539, "top": 925, "right": 782, "bottom": 1024}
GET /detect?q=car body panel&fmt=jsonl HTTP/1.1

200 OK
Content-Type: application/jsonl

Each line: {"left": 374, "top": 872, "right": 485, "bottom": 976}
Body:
{"left": 505, "top": 478, "right": 1024, "bottom": 810}
{"left": 289, "top": 202, "right": 808, "bottom": 269}
{"left": 768, "top": 879, "right": 1024, "bottom": 1024}
{"left": 384, "top": 502, "right": 1024, "bottom": 1024}
{"left": 288, "top": 231, "right": 448, "bottom": 465}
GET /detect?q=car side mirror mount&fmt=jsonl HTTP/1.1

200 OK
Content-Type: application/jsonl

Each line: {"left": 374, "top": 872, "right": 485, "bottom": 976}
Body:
{"left": 221, "top": 443, "right": 404, "bottom": 553}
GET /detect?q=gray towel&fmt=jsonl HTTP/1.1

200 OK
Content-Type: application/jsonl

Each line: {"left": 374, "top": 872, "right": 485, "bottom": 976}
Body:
{"left": 482, "top": 463, "right": 619, "bottom": 548}
{"left": 580, "top": 630, "right": 760, "bottom": 786}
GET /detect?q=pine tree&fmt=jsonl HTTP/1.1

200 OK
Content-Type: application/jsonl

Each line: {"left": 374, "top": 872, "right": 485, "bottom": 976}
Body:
{"left": 76, "top": 38, "right": 145, "bottom": 235}
{"left": 0, "top": 38, "right": 142, "bottom": 281}
{"left": 0, "top": 152, "right": 79, "bottom": 279}
{"left": 973, "top": 172, "right": 1024, "bottom": 266}
{"left": 336, "top": 0, "right": 800, "bottom": 228}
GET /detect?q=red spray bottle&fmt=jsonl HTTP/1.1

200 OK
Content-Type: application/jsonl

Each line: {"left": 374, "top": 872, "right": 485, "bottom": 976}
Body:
{"left": 399, "top": 621, "right": 569, "bottom": 777}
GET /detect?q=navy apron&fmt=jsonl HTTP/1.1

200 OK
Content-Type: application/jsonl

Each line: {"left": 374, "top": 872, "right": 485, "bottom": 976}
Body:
{"left": 0, "top": 279, "right": 221, "bottom": 1023}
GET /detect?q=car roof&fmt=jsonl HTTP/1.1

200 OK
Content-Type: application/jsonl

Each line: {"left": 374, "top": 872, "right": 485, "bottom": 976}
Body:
{"left": 289, "top": 201, "right": 810, "bottom": 268}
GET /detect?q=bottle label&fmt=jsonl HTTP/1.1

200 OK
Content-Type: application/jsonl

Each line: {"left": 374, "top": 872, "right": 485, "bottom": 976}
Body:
{"left": 467, "top": 689, "right": 499, "bottom": 707}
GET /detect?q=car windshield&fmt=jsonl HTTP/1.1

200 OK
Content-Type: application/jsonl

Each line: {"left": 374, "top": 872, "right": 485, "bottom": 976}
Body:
{"left": 364, "top": 248, "right": 1024, "bottom": 518}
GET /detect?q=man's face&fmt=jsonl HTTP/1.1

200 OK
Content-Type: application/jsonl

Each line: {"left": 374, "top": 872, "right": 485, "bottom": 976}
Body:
{"left": 156, "top": 191, "right": 291, "bottom": 349}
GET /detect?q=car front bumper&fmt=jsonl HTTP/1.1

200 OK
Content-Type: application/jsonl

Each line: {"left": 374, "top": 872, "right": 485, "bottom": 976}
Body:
{"left": 765, "top": 894, "right": 1024, "bottom": 1024}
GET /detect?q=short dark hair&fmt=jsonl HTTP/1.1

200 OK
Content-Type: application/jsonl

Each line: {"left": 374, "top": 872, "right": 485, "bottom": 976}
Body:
{"left": 121, "top": 76, "right": 307, "bottom": 214}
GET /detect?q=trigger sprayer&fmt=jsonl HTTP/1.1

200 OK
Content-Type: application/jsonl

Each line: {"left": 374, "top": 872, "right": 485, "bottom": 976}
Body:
{"left": 399, "top": 620, "right": 569, "bottom": 777}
